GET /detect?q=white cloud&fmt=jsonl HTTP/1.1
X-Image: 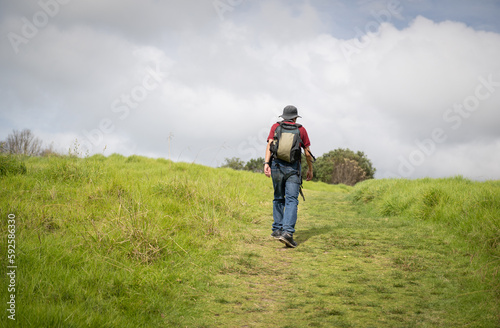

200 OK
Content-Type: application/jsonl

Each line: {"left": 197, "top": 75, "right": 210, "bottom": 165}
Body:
{"left": 1, "top": 1, "right": 499, "bottom": 179}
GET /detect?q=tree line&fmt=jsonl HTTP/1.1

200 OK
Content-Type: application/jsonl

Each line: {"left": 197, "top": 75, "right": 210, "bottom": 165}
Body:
{"left": 1, "top": 129, "right": 58, "bottom": 157}
{"left": 220, "top": 148, "right": 376, "bottom": 186}
{"left": 2, "top": 129, "right": 376, "bottom": 186}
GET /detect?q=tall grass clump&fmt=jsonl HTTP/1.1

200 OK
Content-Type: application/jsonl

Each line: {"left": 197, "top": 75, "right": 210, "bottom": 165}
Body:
{"left": 350, "top": 176, "right": 500, "bottom": 301}
{"left": 0, "top": 154, "right": 271, "bottom": 327}
{"left": 351, "top": 177, "right": 500, "bottom": 250}
{"left": 0, "top": 154, "right": 27, "bottom": 176}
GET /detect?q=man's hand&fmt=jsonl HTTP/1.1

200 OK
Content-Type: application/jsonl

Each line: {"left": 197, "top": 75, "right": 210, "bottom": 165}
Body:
{"left": 264, "top": 140, "right": 273, "bottom": 178}
{"left": 306, "top": 168, "right": 313, "bottom": 181}
{"left": 303, "top": 146, "right": 314, "bottom": 181}
{"left": 264, "top": 163, "right": 271, "bottom": 177}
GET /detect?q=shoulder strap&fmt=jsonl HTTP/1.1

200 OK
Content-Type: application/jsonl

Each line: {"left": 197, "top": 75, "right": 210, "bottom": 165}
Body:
{"left": 279, "top": 121, "right": 302, "bottom": 129}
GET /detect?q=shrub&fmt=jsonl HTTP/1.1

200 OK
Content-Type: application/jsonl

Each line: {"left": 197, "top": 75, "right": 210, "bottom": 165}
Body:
{"left": 312, "top": 148, "right": 375, "bottom": 185}
{"left": 2, "top": 129, "right": 43, "bottom": 156}
{"left": 331, "top": 158, "right": 367, "bottom": 186}
{"left": 244, "top": 157, "right": 264, "bottom": 173}
{"left": 220, "top": 157, "right": 245, "bottom": 170}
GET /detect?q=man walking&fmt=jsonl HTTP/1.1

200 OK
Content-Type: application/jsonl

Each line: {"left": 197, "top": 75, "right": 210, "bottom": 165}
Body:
{"left": 264, "top": 105, "right": 314, "bottom": 248}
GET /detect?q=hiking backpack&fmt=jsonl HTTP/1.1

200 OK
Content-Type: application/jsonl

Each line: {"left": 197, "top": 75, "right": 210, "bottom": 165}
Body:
{"left": 270, "top": 121, "right": 303, "bottom": 163}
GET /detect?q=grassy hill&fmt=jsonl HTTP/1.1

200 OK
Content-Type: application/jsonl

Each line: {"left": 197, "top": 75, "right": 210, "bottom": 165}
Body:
{"left": 1, "top": 154, "right": 499, "bottom": 327}
{"left": 351, "top": 177, "right": 500, "bottom": 260}
{"left": 1, "top": 154, "right": 273, "bottom": 326}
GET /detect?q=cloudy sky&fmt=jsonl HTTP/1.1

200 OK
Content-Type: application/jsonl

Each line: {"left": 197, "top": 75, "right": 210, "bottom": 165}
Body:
{"left": 1, "top": 0, "right": 500, "bottom": 179}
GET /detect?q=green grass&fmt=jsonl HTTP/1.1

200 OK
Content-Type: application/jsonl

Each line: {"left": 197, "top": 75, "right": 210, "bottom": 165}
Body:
{"left": 0, "top": 154, "right": 271, "bottom": 327}
{"left": 1, "top": 156, "right": 499, "bottom": 327}
{"left": 350, "top": 177, "right": 500, "bottom": 265}
{"left": 199, "top": 182, "right": 499, "bottom": 327}
{"left": 0, "top": 155, "right": 27, "bottom": 176}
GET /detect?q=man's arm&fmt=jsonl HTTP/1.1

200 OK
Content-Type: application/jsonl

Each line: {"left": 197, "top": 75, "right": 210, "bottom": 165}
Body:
{"left": 304, "top": 146, "right": 314, "bottom": 181}
{"left": 264, "top": 140, "right": 272, "bottom": 178}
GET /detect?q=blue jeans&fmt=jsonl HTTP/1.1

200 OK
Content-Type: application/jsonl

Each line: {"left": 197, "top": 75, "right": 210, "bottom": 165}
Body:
{"left": 271, "top": 159, "right": 301, "bottom": 235}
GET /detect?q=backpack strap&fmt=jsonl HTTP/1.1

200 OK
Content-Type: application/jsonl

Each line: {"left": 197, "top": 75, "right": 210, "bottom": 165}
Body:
{"left": 280, "top": 121, "right": 302, "bottom": 128}
{"left": 275, "top": 162, "right": 306, "bottom": 201}
{"left": 299, "top": 184, "right": 305, "bottom": 201}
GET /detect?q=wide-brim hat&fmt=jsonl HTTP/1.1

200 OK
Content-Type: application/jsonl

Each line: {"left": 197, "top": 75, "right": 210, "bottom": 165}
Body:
{"left": 279, "top": 105, "right": 301, "bottom": 120}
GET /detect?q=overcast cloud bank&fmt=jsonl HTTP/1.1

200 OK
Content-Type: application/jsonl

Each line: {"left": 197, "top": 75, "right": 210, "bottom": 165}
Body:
{"left": 1, "top": 0, "right": 499, "bottom": 179}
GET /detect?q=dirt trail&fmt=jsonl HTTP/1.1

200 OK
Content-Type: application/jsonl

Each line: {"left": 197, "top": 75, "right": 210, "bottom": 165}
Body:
{"left": 199, "top": 189, "right": 497, "bottom": 327}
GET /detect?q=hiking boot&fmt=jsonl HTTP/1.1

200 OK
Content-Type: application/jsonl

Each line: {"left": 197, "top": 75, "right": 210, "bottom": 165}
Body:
{"left": 279, "top": 233, "right": 297, "bottom": 248}
{"left": 270, "top": 230, "right": 282, "bottom": 239}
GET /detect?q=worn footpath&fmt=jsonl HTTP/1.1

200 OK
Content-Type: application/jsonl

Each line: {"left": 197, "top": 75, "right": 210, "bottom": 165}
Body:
{"left": 193, "top": 188, "right": 497, "bottom": 327}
